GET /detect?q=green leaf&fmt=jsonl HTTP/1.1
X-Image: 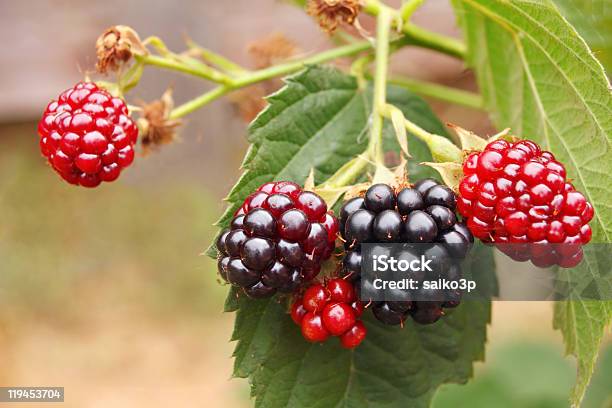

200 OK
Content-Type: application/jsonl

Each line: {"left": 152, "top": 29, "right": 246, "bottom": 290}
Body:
{"left": 233, "top": 243, "right": 495, "bottom": 408}
{"left": 553, "top": 0, "right": 612, "bottom": 72}
{"left": 451, "top": 0, "right": 612, "bottom": 404}
{"left": 215, "top": 65, "right": 495, "bottom": 407}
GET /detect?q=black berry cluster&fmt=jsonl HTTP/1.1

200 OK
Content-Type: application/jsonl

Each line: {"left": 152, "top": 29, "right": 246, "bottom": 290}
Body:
{"left": 340, "top": 180, "right": 473, "bottom": 325}
{"left": 216, "top": 181, "right": 338, "bottom": 299}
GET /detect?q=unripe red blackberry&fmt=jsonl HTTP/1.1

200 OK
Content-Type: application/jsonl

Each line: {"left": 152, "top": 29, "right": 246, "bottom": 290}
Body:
{"left": 340, "top": 181, "right": 472, "bottom": 326}
{"left": 457, "top": 139, "right": 593, "bottom": 267}
{"left": 216, "top": 181, "right": 338, "bottom": 299}
{"left": 291, "top": 279, "right": 366, "bottom": 348}
{"left": 38, "top": 82, "right": 138, "bottom": 187}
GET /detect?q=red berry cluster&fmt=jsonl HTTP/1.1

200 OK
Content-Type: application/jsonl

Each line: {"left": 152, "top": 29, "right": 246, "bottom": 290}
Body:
{"left": 38, "top": 82, "right": 138, "bottom": 187}
{"left": 458, "top": 139, "right": 593, "bottom": 267}
{"left": 216, "top": 181, "right": 339, "bottom": 298}
{"left": 291, "top": 279, "right": 366, "bottom": 349}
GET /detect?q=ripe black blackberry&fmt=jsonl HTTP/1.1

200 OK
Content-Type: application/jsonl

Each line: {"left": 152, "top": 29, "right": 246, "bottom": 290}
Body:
{"left": 340, "top": 180, "right": 473, "bottom": 326}
{"left": 216, "top": 181, "right": 338, "bottom": 299}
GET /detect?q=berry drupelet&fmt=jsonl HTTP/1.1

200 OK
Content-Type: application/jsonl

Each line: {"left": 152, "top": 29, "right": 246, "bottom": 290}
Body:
{"left": 291, "top": 278, "right": 366, "bottom": 349}
{"left": 216, "top": 181, "right": 339, "bottom": 299}
{"left": 38, "top": 82, "right": 138, "bottom": 187}
{"left": 340, "top": 180, "right": 473, "bottom": 326}
{"left": 457, "top": 139, "right": 593, "bottom": 267}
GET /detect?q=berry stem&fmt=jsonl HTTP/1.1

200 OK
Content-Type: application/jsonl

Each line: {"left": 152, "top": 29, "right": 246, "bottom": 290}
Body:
{"left": 399, "top": 0, "right": 425, "bottom": 21}
{"left": 169, "top": 41, "right": 372, "bottom": 119}
{"left": 367, "top": 6, "right": 393, "bottom": 166}
{"left": 387, "top": 76, "right": 484, "bottom": 110}
{"left": 169, "top": 86, "right": 229, "bottom": 120}
{"left": 137, "top": 54, "right": 233, "bottom": 84}
{"left": 382, "top": 104, "right": 463, "bottom": 163}
{"left": 363, "top": 0, "right": 466, "bottom": 59}
{"left": 185, "top": 38, "right": 248, "bottom": 74}
{"left": 321, "top": 155, "right": 371, "bottom": 190}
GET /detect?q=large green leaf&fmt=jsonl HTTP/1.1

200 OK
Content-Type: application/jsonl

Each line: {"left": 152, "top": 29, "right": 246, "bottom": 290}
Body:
{"left": 451, "top": 0, "right": 612, "bottom": 404}
{"left": 553, "top": 0, "right": 612, "bottom": 72}
{"left": 215, "top": 65, "right": 495, "bottom": 407}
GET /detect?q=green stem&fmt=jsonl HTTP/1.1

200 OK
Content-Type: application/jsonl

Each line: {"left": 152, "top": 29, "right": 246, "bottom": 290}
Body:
{"left": 169, "top": 41, "right": 372, "bottom": 119}
{"left": 367, "top": 6, "right": 393, "bottom": 165}
{"left": 387, "top": 76, "right": 484, "bottom": 110}
{"left": 186, "top": 39, "right": 247, "bottom": 74}
{"left": 138, "top": 54, "right": 231, "bottom": 84}
{"left": 350, "top": 54, "right": 374, "bottom": 89}
{"left": 402, "top": 24, "right": 465, "bottom": 59}
{"left": 170, "top": 86, "right": 229, "bottom": 120}
{"left": 382, "top": 104, "right": 462, "bottom": 163}
{"left": 400, "top": 0, "right": 425, "bottom": 21}
{"left": 322, "top": 155, "right": 371, "bottom": 189}
{"left": 232, "top": 41, "right": 371, "bottom": 87}
{"left": 364, "top": 0, "right": 466, "bottom": 59}
{"left": 143, "top": 36, "right": 170, "bottom": 56}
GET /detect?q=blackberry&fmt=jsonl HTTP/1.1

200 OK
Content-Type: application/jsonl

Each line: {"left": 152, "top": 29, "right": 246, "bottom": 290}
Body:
{"left": 457, "top": 139, "right": 593, "bottom": 267}
{"left": 340, "top": 181, "right": 473, "bottom": 326}
{"left": 216, "top": 181, "right": 338, "bottom": 299}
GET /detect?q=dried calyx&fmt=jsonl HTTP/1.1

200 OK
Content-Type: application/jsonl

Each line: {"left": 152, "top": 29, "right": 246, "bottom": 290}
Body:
{"left": 96, "top": 25, "right": 147, "bottom": 74}
{"left": 306, "top": 0, "right": 362, "bottom": 33}
{"left": 138, "top": 90, "right": 181, "bottom": 155}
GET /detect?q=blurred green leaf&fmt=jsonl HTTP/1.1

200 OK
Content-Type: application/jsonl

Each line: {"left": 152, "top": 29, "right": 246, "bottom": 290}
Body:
{"left": 451, "top": 0, "right": 612, "bottom": 404}
{"left": 433, "top": 342, "right": 574, "bottom": 408}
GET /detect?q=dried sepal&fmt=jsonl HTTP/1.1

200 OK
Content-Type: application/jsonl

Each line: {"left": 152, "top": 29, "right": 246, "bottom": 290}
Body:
{"left": 96, "top": 25, "right": 147, "bottom": 74}
{"left": 447, "top": 123, "right": 487, "bottom": 152}
{"left": 304, "top": 168, "right": 316, "bottom": 191}
{"left": 306, "top": 0, "right": 362, "bottom": 34}
{"left": 138, "top": 90, "right": 181, "bottom": 155}
{"left": 421, "top": 162, "right": 463, "bottom": 191}
{"left": 388, "top": 105, "right": 410, "bottom": 158}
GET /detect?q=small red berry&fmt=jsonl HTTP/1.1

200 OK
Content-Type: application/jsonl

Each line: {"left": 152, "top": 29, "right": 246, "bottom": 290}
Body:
{"left": 322, "top": 303, "right": 356, "bottom": 336}
{"left": 476, "top": 150, "right": 503, "bottom": 180}
{"left": 38, "top": 82, "right": 137, "bottom": 187}
{"left": 327, "top": 278, "right": 355, "bottom": 303}
{"left": 580, "top": 224, "right": 592, "bottom": 244}
{"left": 301, "top": 312, "right": 330, "bottom": 342}
{"left": 291, "top": 300, "right": 307, "bottom": 325}
{"left": 505, "top": 211, "right": 529, "bottom": 236}
{"left": 340, "top": 321, "right": 367, "bottom": 349}
{"left": 351, "top": 301, "right": 364, "bottom": 317}
{"left": 564, "top": 191, "right": 587, "bottom": 216}
{"left": 303, "top": 284, "right": 330, "bottom": 313}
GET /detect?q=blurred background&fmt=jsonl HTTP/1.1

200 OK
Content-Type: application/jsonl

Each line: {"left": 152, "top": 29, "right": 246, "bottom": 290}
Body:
{"left": 0, "top": 0, "right": 610, "bottom": 407}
